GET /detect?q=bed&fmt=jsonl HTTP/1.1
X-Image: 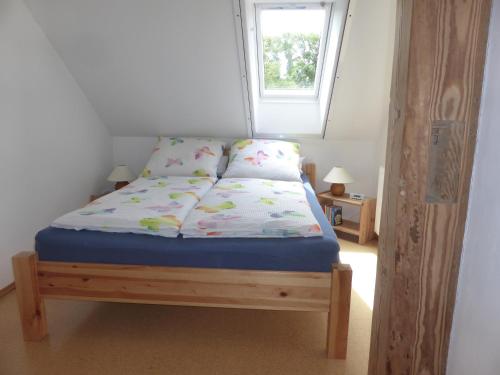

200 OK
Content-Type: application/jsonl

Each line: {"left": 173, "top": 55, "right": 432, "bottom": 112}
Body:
{"left": 12, "top": 159, "right": 352, "bottom": 359}
{"left": 36, "top": 176, "right": 339, "bottom": 272}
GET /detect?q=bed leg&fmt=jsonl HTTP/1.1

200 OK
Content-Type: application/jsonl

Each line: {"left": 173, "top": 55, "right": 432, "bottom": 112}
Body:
{"left": 12, "top": 251, "right": 48, "bottom": 341}
{"left": 327, "top": 263, "right": 352, "bottom": 359}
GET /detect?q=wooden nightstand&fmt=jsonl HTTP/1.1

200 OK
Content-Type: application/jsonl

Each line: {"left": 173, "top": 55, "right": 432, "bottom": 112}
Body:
{"left": 317, "top": 191, "right": 376, "bottom": 244}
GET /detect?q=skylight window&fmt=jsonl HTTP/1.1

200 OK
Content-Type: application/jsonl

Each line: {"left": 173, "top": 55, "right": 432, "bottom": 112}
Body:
{"left": 235, "top": 0, "right": 349, "bottom": 137}
{"left": 256, "top": 4, "right": 330, "bottom": 98}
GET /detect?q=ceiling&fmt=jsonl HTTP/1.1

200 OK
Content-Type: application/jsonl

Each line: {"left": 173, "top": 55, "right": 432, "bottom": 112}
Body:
{"left": 25, "top": 0, "right": 249, "bottom": 137}
{"left": 24, "top": 0, "right": 396, "bottom": 141}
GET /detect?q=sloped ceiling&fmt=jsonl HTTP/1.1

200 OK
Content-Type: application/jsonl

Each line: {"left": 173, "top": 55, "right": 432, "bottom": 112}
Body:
{"left": 325, "top": 0, "right": 395, "bottom": 141}
{"left": 25, "top": 0, "right": 395, "bottom": 141}
{"left": 25, "top": 0, "right": 249, "bottom": 137}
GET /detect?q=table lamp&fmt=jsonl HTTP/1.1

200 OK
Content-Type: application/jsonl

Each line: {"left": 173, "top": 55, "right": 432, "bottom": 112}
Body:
{"left": 323, "top": 167, "right": 354, "bottom": 196}
{"left": 108, "top": 165, "right": 135, "bottom": 190}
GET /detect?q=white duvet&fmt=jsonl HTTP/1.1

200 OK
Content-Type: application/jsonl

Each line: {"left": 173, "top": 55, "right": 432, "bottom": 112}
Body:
{"left": 180, "top": 178, "right": 323, "bottom": 238}
{"left": 52, "top": 176, "right": 216, "bottom": 237}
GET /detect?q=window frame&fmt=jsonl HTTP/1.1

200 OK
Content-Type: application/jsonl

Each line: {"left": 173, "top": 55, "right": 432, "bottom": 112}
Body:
{"left": 233, "top": 0, "right": 351, "bottom": 138}
{"left": 254, "top": 2, "right": 332, "bottom": 100}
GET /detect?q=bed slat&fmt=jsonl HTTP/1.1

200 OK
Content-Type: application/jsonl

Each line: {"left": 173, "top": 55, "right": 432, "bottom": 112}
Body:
{"left": 37, "top": 261, "right": 331, "bottom": 312}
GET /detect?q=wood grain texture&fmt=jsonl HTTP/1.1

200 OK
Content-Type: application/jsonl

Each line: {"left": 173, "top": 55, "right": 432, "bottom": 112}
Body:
{"left": 369, "top": 0, "right": 413, "bottom": 372}
{"left": 358, "top": 199, "right": 376, "bottom": 245}
{"left": 369, "top": 0, "right": 492, "bottom": 374}
{"left": 12, "top": 252, "right": 48, "bottom": 341}
{"left": 317, "top": 192, "right": 376, "bottom": 244}
{"left": 317, "top": 192, "right": 365, "bottom": 206}
{"left": 0, "top": 282, "right": 15, "bottom": 298}
{"left": 327, "top": 264, "right": 352, "bottom": 359}
{"left": 13, "top": 250, "right": 352, "bottom": 358}
{"left": 37, "top": 260, "right": 332, "bottom": 312}
{"left": 303, "top": 163, "right": 317, "bottom": 191}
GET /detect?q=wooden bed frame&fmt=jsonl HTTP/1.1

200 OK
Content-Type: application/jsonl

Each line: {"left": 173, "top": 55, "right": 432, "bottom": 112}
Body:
{"left": 11, "top": 163, "right": 352, "bottom": 359}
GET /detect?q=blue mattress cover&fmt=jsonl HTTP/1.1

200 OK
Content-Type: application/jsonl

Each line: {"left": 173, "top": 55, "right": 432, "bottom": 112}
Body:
{"left": 35, "top": 177, "right": 339, "bottom": 272}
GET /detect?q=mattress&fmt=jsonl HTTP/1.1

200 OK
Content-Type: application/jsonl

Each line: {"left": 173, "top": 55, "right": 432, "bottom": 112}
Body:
{"left": 35, "top": 177, "right": 340, "bottom": 272}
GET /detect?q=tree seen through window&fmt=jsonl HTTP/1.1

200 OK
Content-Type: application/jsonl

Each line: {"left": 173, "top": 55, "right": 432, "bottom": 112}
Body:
{"left": 263, "top": 33, "right": 320, "bottom": 90}
{"left": 259, "top": 7, "right": 325, "bottom": 93}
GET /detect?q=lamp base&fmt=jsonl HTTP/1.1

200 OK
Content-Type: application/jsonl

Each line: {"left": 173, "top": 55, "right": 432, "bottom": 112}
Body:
{"left": 114, "top": 181, "right": 129, "bottom": 190}
{"left": 330, "top": 183, "right": 345, "bottom": 196}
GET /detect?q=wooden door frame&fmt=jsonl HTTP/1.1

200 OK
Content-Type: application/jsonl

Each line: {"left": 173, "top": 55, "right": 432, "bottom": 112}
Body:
{"left": 369, "top": 1, "right": 492, "bottom": 374}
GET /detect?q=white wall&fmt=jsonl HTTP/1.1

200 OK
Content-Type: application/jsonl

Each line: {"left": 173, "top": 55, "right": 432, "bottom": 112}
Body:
{"left": 24, "top": 0, "right": 396, "bottom": 143}
{"left": 325, "top": 0, "right": 396, "bottom": 143}
{"left": 0, "top": 0, "right": 395, "bottom": 288}
{"left": 112, "top": 135, "right": 378, "bottom": 225}
{"left": 24, "top": 0, "right": 249, "bottom": 138}
{"left": 110, "top": 0, "right": 396, "bottom": 208}
{"left": 23, "top": 0, "right": 396, "bottom": 222}
{"left": 0, "top": 0, "right": 112, "bottom": 288}
{"left": 447, "top": 1, "right": 500, "bottom": 374}
{"left": 112, "top": 136, "right": 378, "bottom": 196}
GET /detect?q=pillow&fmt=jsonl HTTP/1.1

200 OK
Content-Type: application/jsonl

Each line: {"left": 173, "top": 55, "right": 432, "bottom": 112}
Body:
{"left": 223, "top": 139, "right": 302, "bottom": 181}
{"left": 142, "top": 137, "right": 225, "bottom": 178}
{"left": 217, "top": 155, "right": 229, "bottom": 176}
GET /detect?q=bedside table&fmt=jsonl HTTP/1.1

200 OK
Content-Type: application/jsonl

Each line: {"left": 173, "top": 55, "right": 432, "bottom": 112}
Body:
{"left": 317, "top": 191, "right": 376, "bottom": 244}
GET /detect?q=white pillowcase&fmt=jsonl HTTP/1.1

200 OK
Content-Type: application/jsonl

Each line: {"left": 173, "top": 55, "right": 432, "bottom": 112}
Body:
{"left": 142, "top": 137, "right": 225, "bottom": 178}
{"left": 223, "top": 139, "right": 302, "bottom": 181}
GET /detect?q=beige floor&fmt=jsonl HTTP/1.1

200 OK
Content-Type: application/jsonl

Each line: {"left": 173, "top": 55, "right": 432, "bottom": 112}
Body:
{"left": 0, "top": 238, "right": 377, "bottom": 375}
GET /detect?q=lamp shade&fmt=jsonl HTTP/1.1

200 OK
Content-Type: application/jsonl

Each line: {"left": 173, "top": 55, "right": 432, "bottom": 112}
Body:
{"left": 323, "top": 167, "right": 354, "bottom": 184}
{"left": 107, "top": 165, "right": 135, "bottom": 182}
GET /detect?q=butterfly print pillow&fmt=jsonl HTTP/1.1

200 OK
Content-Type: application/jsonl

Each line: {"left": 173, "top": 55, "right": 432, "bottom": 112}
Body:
{"left": 142, "top": 137, "right": 225, "bottom": 178}
{"left": 223, "top": 139, "right": 301, "bottom": 182}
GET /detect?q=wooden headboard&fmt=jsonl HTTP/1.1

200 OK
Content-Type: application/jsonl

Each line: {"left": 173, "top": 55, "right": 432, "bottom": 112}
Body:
{"left": 303, "top": 163, "right": 317, "bottom": 191}
{"left": 222, "top": 146, "right": 316, "bottom": 191}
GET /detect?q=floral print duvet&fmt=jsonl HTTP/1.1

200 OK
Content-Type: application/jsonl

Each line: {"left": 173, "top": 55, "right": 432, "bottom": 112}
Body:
{"left": 52, "top": 176, "right": 216, "bottom": 237}
{"left": 180, "top": 178, "right": 323, "bottom": 238}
